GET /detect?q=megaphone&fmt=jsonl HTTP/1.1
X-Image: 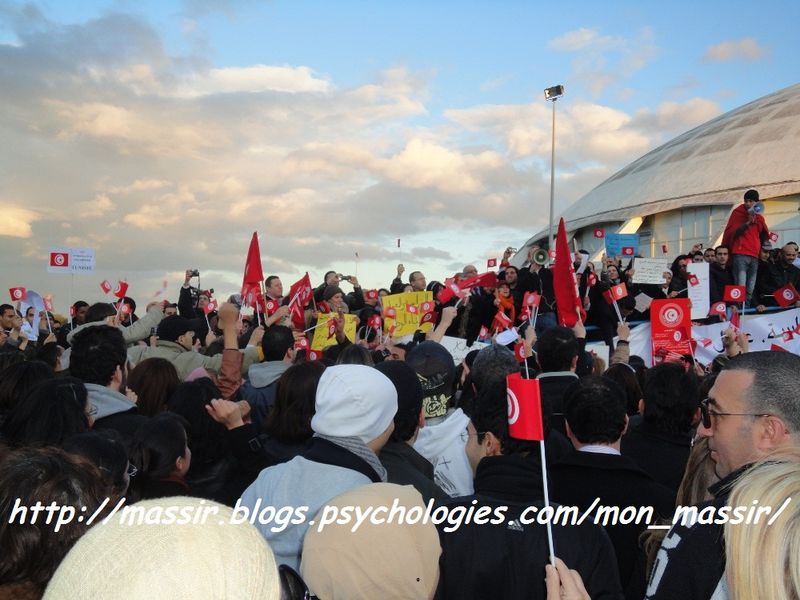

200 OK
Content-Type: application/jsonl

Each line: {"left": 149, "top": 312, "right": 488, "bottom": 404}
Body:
{"left": 532, "top": 248, "right": 549, "bottom": 265}
{"left": 753, "top": 201, "right": 765, "bottom": 214}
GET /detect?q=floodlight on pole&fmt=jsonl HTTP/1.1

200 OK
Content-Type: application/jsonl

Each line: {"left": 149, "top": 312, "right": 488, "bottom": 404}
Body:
{"left": 545, "top": 85, "right": 564, "bottom": 252}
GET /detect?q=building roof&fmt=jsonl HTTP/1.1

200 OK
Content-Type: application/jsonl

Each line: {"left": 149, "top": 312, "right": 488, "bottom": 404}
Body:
{"left": 533, "top": 83, "right": 800, "bottom": 238}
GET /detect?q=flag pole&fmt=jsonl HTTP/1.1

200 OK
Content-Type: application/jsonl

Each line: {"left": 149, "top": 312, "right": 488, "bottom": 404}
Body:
{"left": 540, "top": 441, "right": 556, "bottom": 565}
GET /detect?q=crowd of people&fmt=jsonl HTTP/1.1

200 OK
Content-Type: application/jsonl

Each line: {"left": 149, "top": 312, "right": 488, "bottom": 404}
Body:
{"left": 1, "top": 192, "right": 799, "bottom": 599}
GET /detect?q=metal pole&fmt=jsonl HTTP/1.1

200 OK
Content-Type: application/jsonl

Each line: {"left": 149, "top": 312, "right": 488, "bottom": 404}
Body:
{"left": 547, "top": 98, "right": 557, "bottom": 251}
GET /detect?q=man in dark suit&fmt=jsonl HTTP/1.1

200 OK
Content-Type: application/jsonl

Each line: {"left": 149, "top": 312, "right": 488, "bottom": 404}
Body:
{"left": 550, "top": 376, "right": 675, "bottom": 600}
{"left": 535, "top": 326, "right": 581, "bottom": 436}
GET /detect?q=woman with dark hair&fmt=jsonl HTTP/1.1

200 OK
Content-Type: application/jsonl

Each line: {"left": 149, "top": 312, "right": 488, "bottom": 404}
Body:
{"left": 261, "top": 361, "right": 324, "bottom": 462}
{"left": 668, "top": 255, "right": 691, "bottom": 298}
{"left": 63, "top": 430, "right": 132, "bottom": 501}
{"left": 0, "top": 360, "right": 54, "bottom": 428}
{"left": 0, "top": 447, "right": 111, "bottom": 598}
{"left": 127, "top": 357, "right": 180, "bottom": 417}
{"left": 335, "top": 344, "right": 373, "bottom": 366}
{"left": 1, "top": 378, "right": 91, "bottom": 448}
{"left": 127, "top": 413, "right": 192, "bottom": 501}
{"left": 603, "top": 363, "right": 643, "bottom": 416}
{"left": 168, "top": 378, "right": 270, "bottom": 505}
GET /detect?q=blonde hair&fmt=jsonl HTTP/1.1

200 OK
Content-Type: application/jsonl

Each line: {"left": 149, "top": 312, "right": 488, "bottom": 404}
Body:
{"left": 724, "top": 448, "right": 800, "bottom": 600}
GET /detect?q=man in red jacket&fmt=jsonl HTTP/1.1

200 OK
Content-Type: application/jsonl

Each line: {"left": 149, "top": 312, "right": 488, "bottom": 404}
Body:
{"left": 721, "top": 189, "right": 770, "bottom": 306}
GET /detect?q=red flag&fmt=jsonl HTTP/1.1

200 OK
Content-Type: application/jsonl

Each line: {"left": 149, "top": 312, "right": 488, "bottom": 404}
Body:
{"left": 523, "top": 291, "right": 541, "bottom": 308}
{"left": 506, "top": 373, "right": 544, "bottom": 441}
{"left": 459, "top": 271, "right": 498, "bottom": 291}
{"left": 420, "top": 300, "right": 434, "bottom": 314}
{"left": 204, "top": 299, "right": 218, "bottom": 315}
{"left": 487, "top": 258, "right": 497, "bottom": 269}
{"left": 99, "top": 280, "right": 112, "bottom": 295}
{"left": 518, "top": 306, "right": 530, "bottom": 321}
{"left": 723, "top": 285, "right": 746, "bottom": 303}
{"left": 295, "top": 337, "right": 309, "bottom": 350}
{"left": 587, "top": 272, "right": 598, "bottom": 287}
{"left": 367, "top": 314, "right": 382, "bottom": 330}
{"left": 621, "top": 247, "right": 635, "bottom": 256}
{"left": 406, "top": 303, "right": 419, "bottom": 315}
{"left": 384, "top": 306, "right": 397, "bottom": 319}
{"left": 688, "top": 274, "right": 699, "bottom": 287}
{"left": 387, "top": 323, "right": 397, "bottom": 336}
{"left": 119, "top": 303, "right": 132, "bottom": 315}
{"left": 553, "top": 218, "right": 585, "bottom": 327}
{"left": 308, "top": 349, "right": 322, "bottom": 361}
{"left": 661, "top": 243, "right": 669, "bottom": 254}
{"left": 774, "top": 284, "right": 799, "bottom": 307}
{"left": 69, "top": 306, "right": 76, "bottom": 317}
{"left": 437, "top": 278, "right": 462, "bottom": 303}
{"left": 769, "top": 231, "right": 779, "bottom": 243}
{"left": 317, "top": 300, "right": 331, "bottom": 314}
{"left": 709, "top": 302, "right": 727, "bottom": 317}
{"left": 43, "top": 296, "right": 54, "bottom": 312}
{"left": 479, "top": 325, "right": 489, "bottom": 339}
{"left": 265, "top": 299, "right": 279, "bottom": 316}
{"left": 365, "top": 289, "right": 379, "bottom": 301}
{"left": 113, "top": 281, "right": 129, "bottom": 299}
{"left": 288, "top": 273, "right": 313, "bottom": 310}
{"left": 241, "top": 283, "right": 261, "bottom": 310}
{"left": 49, "top": 251, "right": 69, "bottom": 268}
{"left": 241, "top": 232, "right": 264, "bottom": 297}
{"left": 326, "top": 318, "right": 337, "bottom": 338}
{"left": 513, "top": 341, "right": 527, "bottom": 363}
{"left": 548, "top": 249, "right": 556, "bottom": 261}
{"left": 612, "top": 283, "right": 628, "bottom": 300}
{"left": 493, "top": 310, "right": 513, "bottom": 331}
{"left": 420, "top": 311, "right": 436, "bottom": 326}
{"left": 9, "top": 287, "right": 27, "bottom": 302}
{"left": 593, "top": 228, "right": 604, "bottom": 239}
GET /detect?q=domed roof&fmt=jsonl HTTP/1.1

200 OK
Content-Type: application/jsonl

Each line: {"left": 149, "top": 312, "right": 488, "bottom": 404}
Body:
{"left": 551, "top": 82, "right": 800, "bottom": 233}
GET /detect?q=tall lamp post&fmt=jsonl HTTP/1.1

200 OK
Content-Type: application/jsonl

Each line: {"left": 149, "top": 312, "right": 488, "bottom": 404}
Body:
{"left": 544, "top": 84, "right": 565, "bottom": 251}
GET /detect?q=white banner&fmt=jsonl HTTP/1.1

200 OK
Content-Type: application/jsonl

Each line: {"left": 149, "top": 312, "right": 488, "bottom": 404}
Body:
{"left": 627, "top": 308, "right": 800, "bottom": 367}
{"left": 439, "top": 336, "right": 488, "bottom": 365}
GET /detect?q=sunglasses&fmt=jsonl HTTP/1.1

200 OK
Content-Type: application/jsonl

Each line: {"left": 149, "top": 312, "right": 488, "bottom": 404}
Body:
{"left": 699, "top": 398, "right": 771, "bottom": 429}
{"left": 279, "top": 565, "right": 317, "bottom": 600}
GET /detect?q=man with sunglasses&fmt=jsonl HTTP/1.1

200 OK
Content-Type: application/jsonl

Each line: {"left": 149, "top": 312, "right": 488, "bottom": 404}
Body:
{"left": 646, "top": 351, "right": 800, "bottom": 600}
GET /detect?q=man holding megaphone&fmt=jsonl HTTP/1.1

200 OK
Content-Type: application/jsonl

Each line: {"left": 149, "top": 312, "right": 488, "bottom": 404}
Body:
{"left": 722, "top": 188, "right": 771, "bottom": 306}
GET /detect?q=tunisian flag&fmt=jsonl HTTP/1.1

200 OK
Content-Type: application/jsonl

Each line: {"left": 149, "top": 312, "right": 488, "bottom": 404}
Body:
{"left": 240, "top": 232, "right": 264, "bottom": 307}
{"left": 288, "top": 273, "right": 314, "bottom": 329}
{"left": 506, "top": 373, "right": 544, "bottom": 441}
{"left": 553, "top": 218, "right": 586, "bottom": 327}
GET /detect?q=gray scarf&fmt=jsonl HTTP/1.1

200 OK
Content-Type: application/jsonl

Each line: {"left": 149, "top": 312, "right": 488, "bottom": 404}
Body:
{"left": 314, "top": 433, "right": 387, "bottom": 482}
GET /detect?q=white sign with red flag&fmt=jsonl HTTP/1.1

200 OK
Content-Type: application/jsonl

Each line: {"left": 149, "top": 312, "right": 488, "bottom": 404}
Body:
{"left": 47, "top": 246, "right": 95, "bottom": 274}
{"left": 687, "top": 262, "right": 710, "bottom": 320}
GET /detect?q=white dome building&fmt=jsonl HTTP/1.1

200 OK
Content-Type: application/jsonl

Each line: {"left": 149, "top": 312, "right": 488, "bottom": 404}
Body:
{"left": 516, "top": 83, "right": 800, "bottom": 262}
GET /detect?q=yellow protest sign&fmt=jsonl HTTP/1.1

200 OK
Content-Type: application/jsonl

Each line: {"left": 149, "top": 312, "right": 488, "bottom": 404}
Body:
{"left": 382, "top": 291, "right": 434, "bottom": 337}
{"left": 310, "top": 313, "right": 359, "bottom": 351}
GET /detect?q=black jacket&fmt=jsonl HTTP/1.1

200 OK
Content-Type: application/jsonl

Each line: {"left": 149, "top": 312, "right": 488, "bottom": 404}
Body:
{"left": 645, "top": 465, "right": 750, "bottom": 600}
{"left": 621, "top": 421, "right": 692, "bottom": 493}
{"left": 436, "top": 454, "right": 624, "bottom": 600}
{"left": 549, "top": 450, "right": 675, "bottom": 599}
{"left": 379, "top": 441, "right": 448, "bottom": 504}
{"left": 536, "top": 372, "right": 579, "bottom": 437}
{"left": 708, "top": 262, "right": 734, "bottom": 303}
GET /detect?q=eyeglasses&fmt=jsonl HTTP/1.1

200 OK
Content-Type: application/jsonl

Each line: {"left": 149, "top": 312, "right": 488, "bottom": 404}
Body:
{"left": 699, "top": 398, "right": 771, "bottom": 429}
{"left": 460, "top": 430, "right": 487, "bottom": 443}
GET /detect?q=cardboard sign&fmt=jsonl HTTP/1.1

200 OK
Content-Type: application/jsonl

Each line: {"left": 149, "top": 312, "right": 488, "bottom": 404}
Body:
{"left": 309, "top": 313, "right": 359, "bottom": 351}
{"left": 631, "top": 258, "right": 669, "bottom": 284}
{"left": 382, "top": 291, "right": 435, "bottom": 337}
{"left": 650, "top": 299, "right": 692, "bottom": 365}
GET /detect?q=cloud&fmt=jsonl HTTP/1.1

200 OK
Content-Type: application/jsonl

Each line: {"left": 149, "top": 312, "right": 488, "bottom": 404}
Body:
{"left": 172, "top": 65, "right": 331, "bottom": 96}
{"left": 548, "top": 27, "right": 658, "bottom": 96}
{"left": 0, "top": 203, "right": 38, "bottom": 238}
{"left": 703, "top": 38, "right": 767, "bottom": 62}
{"left": 76, "top": 194, "right": 115, "bottom": 218}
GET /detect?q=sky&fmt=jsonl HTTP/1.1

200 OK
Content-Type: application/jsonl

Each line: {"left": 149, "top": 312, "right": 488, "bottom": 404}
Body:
{"left": 1, "top": 0, "right": 799, "bottom": 313}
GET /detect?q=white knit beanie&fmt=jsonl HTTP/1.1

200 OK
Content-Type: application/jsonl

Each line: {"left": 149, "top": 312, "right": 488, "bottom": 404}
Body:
{"left": 311, "top": 364, "right": 398, "bottom": 444}
{"left": 44, "top": 497, "right": 281, "bottom": 600}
